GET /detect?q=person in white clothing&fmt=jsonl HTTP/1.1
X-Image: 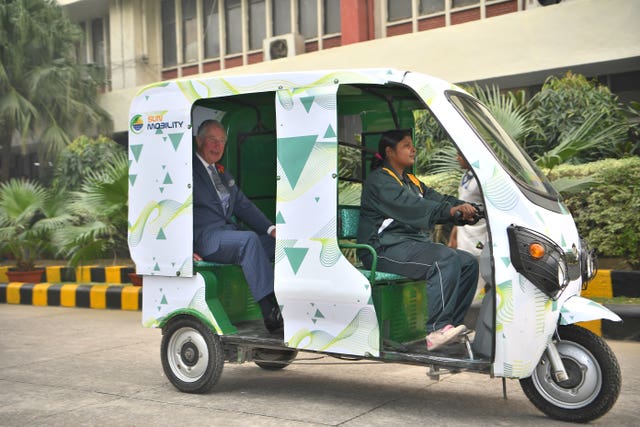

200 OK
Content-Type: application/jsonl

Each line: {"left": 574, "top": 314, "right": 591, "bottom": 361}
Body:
{"left": 448, "top": 151, "right": 488, "bottom": 296}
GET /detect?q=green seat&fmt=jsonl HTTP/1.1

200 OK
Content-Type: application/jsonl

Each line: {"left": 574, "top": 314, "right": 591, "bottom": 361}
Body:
{"left": 338, "top": 205, "right": 408, "bottom": 285}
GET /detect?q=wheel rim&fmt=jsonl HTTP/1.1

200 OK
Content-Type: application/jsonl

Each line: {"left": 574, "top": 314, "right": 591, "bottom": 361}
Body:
{"left": 166, "top": 327, "right": 209, "bottom": 383}
{"left": 531, "top": 340, "right": 602, "bottom": 409}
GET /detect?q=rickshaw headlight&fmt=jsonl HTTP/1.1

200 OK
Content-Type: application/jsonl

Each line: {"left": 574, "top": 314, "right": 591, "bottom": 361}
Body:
{"left": 507, "top": 225, "right": 569, "bottom": 300}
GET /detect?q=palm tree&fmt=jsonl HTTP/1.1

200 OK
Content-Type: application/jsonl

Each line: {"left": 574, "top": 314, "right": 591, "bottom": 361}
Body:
{"left": 54, "top": 151, "right": 129, "bottom": 266}
{"left": 0, "top": 0, "right": 112, "bottom": 181}
{"left": 0, "top": 179, "right": 70, "bottom": 270}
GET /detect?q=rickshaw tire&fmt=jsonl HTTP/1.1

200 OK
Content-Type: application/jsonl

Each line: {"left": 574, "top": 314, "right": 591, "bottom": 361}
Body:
{"left": 519, "top": 325, "right": 621, "bottom": 423}
{"left": 161, "top": 316, "right": 224, "bottom": 393}
{"left": 254, "top": 348, "right": 299, "bottom": 371}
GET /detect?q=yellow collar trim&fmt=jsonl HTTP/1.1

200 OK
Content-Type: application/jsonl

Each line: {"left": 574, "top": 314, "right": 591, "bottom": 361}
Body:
{"left": 382, "top": 168, "right": 423, "bottom": 195}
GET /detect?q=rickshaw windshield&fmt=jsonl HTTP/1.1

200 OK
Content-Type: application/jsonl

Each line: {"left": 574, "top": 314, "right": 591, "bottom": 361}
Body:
{"left": 447, "top": 92, "right": 558, "bottom": 199}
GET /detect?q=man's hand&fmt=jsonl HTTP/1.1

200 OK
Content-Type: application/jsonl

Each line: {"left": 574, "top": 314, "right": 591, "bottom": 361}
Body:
{"left": 193, "top": 252, "right": 203, "bottom": 261}
{"left": 270, "top": 228, "right": 276, "bottom": 238}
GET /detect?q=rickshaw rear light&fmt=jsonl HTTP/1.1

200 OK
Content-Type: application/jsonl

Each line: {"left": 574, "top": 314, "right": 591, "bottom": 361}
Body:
{"left": 529, "top": 243, "right": 545, "bottom": 260}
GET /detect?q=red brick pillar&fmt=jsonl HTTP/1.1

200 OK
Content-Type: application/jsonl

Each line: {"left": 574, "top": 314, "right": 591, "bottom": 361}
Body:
{"left": 341, "top": 0, "right": 373, "bottom": 45}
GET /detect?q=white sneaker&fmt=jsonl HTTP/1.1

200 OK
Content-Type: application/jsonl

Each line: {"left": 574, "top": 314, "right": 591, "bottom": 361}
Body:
{"left": 426, "top": 324, "right": 467, "bottom": 351}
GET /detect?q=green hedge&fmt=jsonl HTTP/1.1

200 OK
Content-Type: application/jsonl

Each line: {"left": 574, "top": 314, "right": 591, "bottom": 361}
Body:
{"left": 550, "top": 157, "right": 640, "bottom": 269}
{"left": 421, "top": 157, "right": 640, "bottom": 268}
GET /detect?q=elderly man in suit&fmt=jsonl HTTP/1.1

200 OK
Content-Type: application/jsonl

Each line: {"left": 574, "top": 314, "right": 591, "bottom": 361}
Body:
{"left": 193, "top": 119, "right": 282, "bottom": 334}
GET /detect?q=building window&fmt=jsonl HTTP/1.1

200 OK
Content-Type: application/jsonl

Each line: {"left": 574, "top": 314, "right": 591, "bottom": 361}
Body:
{"left": 299, "top": 0, "right": 317, "bottom": 39}
{"left": 203, "top": 0, "right": 220, "bottom": 58}
{"left": 452, "top": 0, "right": 479, "bottom": 7}
{"left": 182, "top": 0, "right": 198, "bottom": 63}
{"left": 91, "top": 17, "right": 106, "bottom": 66}
{"left": 77, "top": 22, "right": 87, "bottom": 63}
{"left": 420, "top": 0, "right": 445, "bottom": 15}
{"left": 225, "top": 0, "right": 242, "bottom": 54}
{"left": 324, "top": 0, "right": 341, "bottom": 34}
{"left": 273, "top": 0, "right": 291, "bottom": 35}
{"left": 249, "top": 0, "right": 266, "bottom": 50}
{"left": 161, "top": 0, "right": 341, "bottom": 74}
{"left": 162, "top": 0, "right": 177, "bottom": 66}
{"left": 388, "top": 0, "right": 412, "bottom": 22}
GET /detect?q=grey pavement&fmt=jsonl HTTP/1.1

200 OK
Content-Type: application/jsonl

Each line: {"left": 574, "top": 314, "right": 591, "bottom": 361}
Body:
{"left": 0, "top": 305, "right": 638, "bottom": 426}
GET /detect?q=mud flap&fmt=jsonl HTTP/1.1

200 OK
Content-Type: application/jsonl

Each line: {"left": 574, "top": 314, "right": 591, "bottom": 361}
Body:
{"left": 559, "top": 295, "right": 622, "bottom": 325}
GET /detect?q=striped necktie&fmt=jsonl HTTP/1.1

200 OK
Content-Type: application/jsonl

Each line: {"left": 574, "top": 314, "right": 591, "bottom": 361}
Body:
{"left": 208, "top": 164, "right": 230, "bottom": 214}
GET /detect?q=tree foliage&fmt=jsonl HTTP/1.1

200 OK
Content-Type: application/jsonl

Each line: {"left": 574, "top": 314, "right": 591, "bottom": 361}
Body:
{"left": 0, "top": 0, "right": 112, "bottom": 180}
{"left": 525, "top": 72, "right": 629, "bottom": 162}
{"left": 54, "top": 151, "right": 129, "bottom": 266}
{"left": 53, "top": 135, "right": 125, "bottom": 192}
{"left": 0, "top": 178, "right": 69, "bottom": 269}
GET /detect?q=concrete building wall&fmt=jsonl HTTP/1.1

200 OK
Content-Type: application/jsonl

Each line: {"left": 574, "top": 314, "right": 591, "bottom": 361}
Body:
{"left": 96, "top": 0, "right": 640, "bottom": 132}
{"left": 56, "top": 0, "right": 640, "bottom": 133}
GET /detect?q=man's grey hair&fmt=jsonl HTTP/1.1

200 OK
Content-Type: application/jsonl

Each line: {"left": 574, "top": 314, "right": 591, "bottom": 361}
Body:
{"left": 197, "top": 119, "right": 226, "bottom": 137}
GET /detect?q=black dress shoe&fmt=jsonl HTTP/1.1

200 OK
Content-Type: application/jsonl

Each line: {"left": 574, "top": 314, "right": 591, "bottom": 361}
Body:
{"left": 264, "top": 305, "right": 283, "bottom": 334}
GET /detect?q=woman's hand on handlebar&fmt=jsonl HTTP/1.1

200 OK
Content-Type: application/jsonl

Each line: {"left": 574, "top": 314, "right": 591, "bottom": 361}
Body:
{"left": 450, "top": 203, "right": 478, "bottom": 222}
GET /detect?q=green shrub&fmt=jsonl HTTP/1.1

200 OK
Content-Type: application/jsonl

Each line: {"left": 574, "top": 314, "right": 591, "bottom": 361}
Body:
{"left": 53, "top": 135, "right": 124, "bottom": 191}
{"left": 550, "top": 157, "right": 640, "bottom": 268}
{"left": 525, "top": 72, "right": 629, "bottom": 162}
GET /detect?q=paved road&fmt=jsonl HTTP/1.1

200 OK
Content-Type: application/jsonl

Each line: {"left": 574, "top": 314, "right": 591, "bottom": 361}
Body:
{"left": 1, "top": 305, "right": 638, "bottom": 426}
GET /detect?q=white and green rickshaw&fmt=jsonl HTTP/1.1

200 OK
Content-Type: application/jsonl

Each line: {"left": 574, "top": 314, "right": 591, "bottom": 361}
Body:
{"left": 128, "top": 68, "right": 621, "bottom": 422}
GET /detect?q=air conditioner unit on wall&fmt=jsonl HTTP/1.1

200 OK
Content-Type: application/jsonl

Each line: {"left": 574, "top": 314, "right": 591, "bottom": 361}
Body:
{"left": 263, "top": 33, "right": 305, "bottom": 61}
{"left": 525, "top": 0, "right": 564, "bottom": 9}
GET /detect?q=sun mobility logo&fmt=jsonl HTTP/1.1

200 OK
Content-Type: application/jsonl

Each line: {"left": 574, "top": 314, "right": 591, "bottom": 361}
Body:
{"left": 130, "top": 112, "right": 184, "bottom": 134}
{"left": 130, "top": 114, "right": 144, "bottom": 134}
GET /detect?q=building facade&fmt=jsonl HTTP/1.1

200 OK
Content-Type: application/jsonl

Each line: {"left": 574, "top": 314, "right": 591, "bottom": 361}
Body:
{"left": 54, "top": 0, "right": 640, "bottom": 136}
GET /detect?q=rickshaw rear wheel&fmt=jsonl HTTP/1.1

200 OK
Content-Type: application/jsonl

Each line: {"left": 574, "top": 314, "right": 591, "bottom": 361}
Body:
{"left": 254, "top": 348, "right": 299, "bottom": 370}
{"left": 161, "top": 316, "right": 224, "bottom": 393}
{"left": 520, "top": 324, "right": 621, "bottom": 423}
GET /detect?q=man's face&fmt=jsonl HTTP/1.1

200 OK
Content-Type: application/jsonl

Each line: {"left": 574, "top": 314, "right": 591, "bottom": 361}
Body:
{"left": 197, "top": 124, "right": 226, "bottom": 165}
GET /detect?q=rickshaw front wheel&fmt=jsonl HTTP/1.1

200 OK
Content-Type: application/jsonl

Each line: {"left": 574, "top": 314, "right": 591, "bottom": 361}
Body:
{"left": 161, "top": 316, "right": 224, "bottom": 393}
{"left": 520, "top": 325, "right": 621, "bottom": 423}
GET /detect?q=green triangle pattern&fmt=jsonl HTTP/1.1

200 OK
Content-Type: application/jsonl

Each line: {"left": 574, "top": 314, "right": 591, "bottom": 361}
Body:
{"left": 300, "top": 96, "right": 315, "bottom": 113}
{"left": 130, "top": 145, "right": 143, "bottom": 162}
{"left": 157, "top": 228, "right": 167, "bottom": 240}
{"left": 168, "top": 133, "right": 183, "bottom": 150}
{"left": 284, "top": 247, "right": 309, "bottom": 274}
{"left": 160, "top": 295, "right": 168, "bottom": 304}
{"left": 129, "top": 175, "right": 137, "bottom": 186}
{"left": 314, "top": 309, "right": 325, "bottom": 318}
{"left": 155, "top": 128, "right": 163, "bottom": 134}
{"left": 501, "top": 257, "right": 511, "bottom": 267}
{"left": 367, "top": 295, "right": 373, "bottom": 305}
{"left": 159, "top": 187, "right": 164, "bottom": 193}
{"left": 472, "top": 160, "right": 480, "bottom": 168}
{"left": 323, "top": 124, "right": 336, "bottom": 138}
{"left": 275, "top": 211, "right": 286, "bottom": 224}
{"left": 163, "top": 173, "right": 173, "bottom": 184}
{"left": 277, "top": 135, "right": 317, "bottom": 189}
{"left": 154, "top": 262, "right": 160, "bottom": 271}
{"left": 315, "top": 197, "right": 320, "bottom": 202}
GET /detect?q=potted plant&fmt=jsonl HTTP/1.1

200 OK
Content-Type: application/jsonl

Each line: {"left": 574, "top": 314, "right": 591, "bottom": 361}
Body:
{"left": 0, "top": 179, "right": 67, "bottom": 282}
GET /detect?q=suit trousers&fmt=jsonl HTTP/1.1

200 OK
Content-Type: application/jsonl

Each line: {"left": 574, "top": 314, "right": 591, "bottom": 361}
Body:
{"left": 370, "top": 240, "right": 478, "bottom": 333}
{"left": 202, "top": 230, "right": 275, "bottom": 302}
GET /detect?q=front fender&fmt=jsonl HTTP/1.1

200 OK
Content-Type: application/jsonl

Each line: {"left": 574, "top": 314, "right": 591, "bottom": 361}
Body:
{"left": 559, "top": 295, "right": 622, "bottom": 325}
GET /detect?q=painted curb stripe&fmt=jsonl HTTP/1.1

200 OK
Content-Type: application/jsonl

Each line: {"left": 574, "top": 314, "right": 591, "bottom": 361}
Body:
{"left": 0, "top": 282, "right": 141, "bottom": 310}
{"left": 611, "top": 270, "right": 640, "bottom": 298}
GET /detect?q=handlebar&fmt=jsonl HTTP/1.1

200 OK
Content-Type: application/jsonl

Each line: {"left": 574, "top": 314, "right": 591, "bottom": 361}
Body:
{"left": 452, "top": 203, "right": 485, "bottom": 226}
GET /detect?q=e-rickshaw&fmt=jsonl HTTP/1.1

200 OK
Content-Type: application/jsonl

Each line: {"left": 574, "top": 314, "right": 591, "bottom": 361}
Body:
{"left": 128, "top": 69, "right": 621, "bottom": 422}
